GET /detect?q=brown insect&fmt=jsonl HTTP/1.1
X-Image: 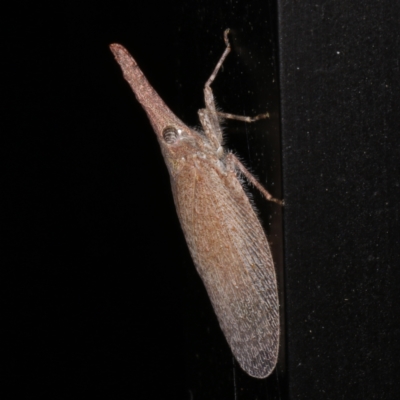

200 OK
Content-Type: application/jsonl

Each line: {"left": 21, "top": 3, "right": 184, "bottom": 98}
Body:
{"left": 110, "top": 29, "right": 281, "bottom": 378}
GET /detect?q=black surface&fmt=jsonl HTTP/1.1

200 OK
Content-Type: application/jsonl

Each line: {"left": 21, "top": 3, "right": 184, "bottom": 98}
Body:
{"left": 279, "top": 1, "right": 400, "bottom": 399}
{"left": 3, "top": 1, "right": 283, "bottom": 399}
{"left": 4, "top": 1, "right": 400, "bottom": 399}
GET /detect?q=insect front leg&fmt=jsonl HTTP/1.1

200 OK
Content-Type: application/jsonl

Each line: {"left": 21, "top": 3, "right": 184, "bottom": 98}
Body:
{"left": 205, "top": 29, "right": 232, "bottom": 90}
{"left": 198, "top": 109, "right": 224, "bottom": 156}
{"left": 199, "top": 29, "right": 232, "bottom": 147}
{"left": 201, "top": 30, "right": 270, "bottom": 139}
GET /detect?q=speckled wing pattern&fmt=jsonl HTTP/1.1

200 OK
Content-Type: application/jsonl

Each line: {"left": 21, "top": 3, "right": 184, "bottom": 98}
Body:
{"left": 172, "top": 159, "right": 279, "bottom": 378}
{"left": 109, "top": 32, "right": 280, "bottom": 379}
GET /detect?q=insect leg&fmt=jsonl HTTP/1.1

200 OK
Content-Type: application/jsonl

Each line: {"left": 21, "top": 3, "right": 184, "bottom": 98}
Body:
{"left": 202, "top": 29, "right": 269, "bottom": 136}
{"left": 226, "top": 153, "right": 283, "bottom": 205}
{"left": 216, "top": 111, "right": 270, "bottom": 122}
{"left": 205, "top": 29, "right": 231, "bottom": 88}
{"left": 200, "top": 29, "right": 232, "bottom": 147}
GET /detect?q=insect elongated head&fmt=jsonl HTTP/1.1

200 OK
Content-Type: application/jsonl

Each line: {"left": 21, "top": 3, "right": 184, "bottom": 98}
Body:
{"left": 111, "top": 36, "right": 280, "bottom": 379}
{"left": 110, "top": 43, "right": 202, "bottom": 174}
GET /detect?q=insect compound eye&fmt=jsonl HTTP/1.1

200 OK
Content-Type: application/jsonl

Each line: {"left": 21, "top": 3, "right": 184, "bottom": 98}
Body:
{"left": 162, "top": 127, "right": 179, "bottom": 144}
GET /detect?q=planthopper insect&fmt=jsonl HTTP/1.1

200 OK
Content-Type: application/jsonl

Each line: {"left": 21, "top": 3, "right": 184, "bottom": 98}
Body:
{"left": 110, "top": 29, "right": 281, "bottom": 378}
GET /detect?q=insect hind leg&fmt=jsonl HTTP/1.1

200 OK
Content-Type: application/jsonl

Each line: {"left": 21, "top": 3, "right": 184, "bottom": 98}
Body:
{"left": 226, "top": 153, "right": 283, "bottom": 205}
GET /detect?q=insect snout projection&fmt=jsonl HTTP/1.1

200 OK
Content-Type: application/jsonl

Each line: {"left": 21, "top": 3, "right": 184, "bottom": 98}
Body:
{"left": 110, "top": 29, "right": 281, "bottom": 378}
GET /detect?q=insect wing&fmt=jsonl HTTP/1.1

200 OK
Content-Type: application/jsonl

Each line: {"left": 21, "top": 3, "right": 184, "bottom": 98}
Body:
{"left": 171, "top": 160, "right": 279, "bottom": 378}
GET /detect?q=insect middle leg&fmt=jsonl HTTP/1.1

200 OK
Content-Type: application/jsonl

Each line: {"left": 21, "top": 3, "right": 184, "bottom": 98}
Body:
{"left": 217, "top": 111, "right": 270, "bottom": 122}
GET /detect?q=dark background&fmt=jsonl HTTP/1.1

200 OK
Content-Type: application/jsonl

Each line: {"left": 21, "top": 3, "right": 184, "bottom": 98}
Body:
{"left": 2, "top": 1, "right": 400, "bottom": 399}
{"left": 280, "top": 1, "right": 400, "bottom": 399}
